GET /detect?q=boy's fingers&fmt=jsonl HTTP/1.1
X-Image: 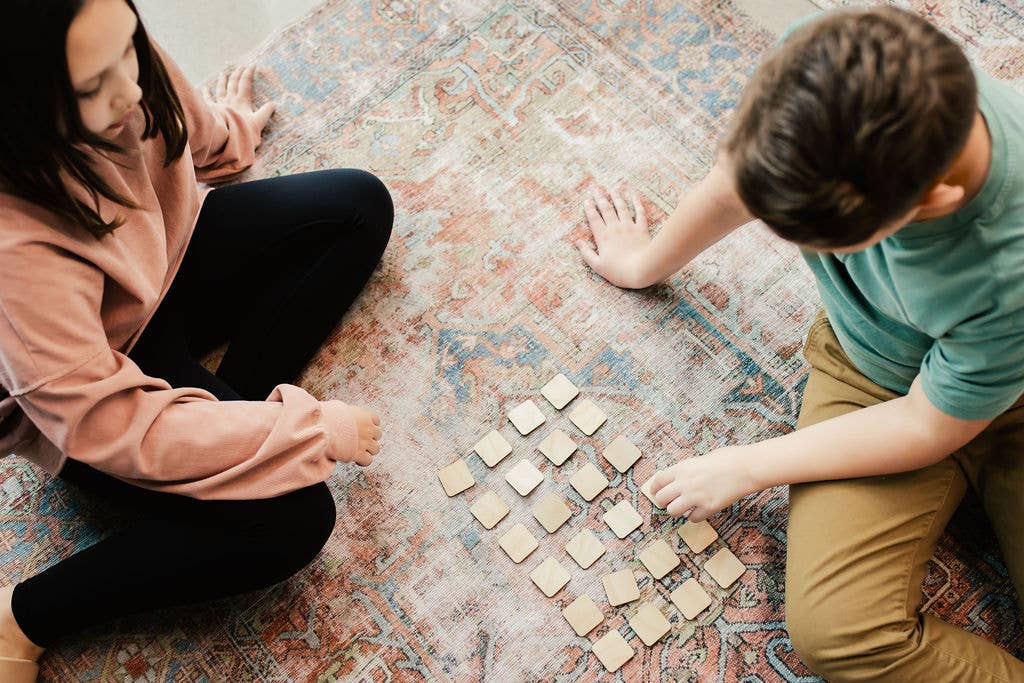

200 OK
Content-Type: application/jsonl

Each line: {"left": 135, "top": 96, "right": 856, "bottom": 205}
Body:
{"left": 667, "top": 496, "right": 693, "bottom": 518}
{"left": 632, "top": 189, "right": 647, "bottom": 229}
{"left": 650, "top": 470, "right": 670, "bottom": 492}
{"left": 592, "top": 189, "right": 614, "bottom": 223}
{"left": 654, "top": 480, "right": 680, "bottom": 508}
{"left": 372, "top": 413, "right": 381, "bottom": 426}
{"left": 583, "top": 199, "right": 605, "bottom": 233}
{"left": 372, "top": 426, "right": 382, "bottom": 440}
{"left": 576, "top": 241, "right": 601, "bottom": 270}
{"left": 688, "top": 507, "right": 709, "bottom": 523}
{"left": 610, "top": 189, "right": 628, "bottom": 221}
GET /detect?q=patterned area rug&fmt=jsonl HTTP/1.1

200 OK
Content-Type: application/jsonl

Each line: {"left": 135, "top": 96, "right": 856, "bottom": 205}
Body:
{"left": 4, "top": 0, "right": 1022, "bottom": 680}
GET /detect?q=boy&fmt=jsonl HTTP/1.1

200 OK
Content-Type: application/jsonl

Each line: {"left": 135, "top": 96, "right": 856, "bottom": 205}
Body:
{"left": 577, "top": 7, "right": 1024, "bottom": 682}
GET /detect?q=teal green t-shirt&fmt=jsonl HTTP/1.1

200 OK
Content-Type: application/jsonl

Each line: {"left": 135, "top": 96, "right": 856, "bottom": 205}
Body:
{"left": 803, "top": 70, "right": 1024, "bottom": 419}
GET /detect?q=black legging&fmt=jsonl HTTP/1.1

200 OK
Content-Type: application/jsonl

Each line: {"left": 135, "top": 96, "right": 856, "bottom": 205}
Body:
{"left": 10, "top": 169, "right": 393, "bottom": 647}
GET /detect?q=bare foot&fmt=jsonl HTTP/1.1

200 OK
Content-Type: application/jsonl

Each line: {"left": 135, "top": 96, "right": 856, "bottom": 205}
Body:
{"left": 0, "top": 587, "right": 44, "bottom": 662}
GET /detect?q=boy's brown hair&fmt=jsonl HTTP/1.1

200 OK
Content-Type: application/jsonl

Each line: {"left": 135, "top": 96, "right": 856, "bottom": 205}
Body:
{"left": 724, "top": 8, "right": 977, "bottom": 248}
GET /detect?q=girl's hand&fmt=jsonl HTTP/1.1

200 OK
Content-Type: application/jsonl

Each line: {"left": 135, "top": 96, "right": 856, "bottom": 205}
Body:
{"left": 206, "top": 64, "right": 276, "bottom": 134}
{"left": 650, "top": 446, "right": 758, "bottom": 521}
{"left": 349, "top": 407, "right": 382, "bottom": 467}
{"left": 576, "top": 186, "right": 654, "bottom": 289}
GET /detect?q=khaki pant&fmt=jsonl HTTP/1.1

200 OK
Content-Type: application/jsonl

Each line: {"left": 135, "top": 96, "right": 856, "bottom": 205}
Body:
{"left": 786, "top": 312, "right": 1024, "bottom": 682}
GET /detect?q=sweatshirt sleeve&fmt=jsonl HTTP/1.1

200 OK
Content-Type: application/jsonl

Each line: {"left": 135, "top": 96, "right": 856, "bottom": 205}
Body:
{"left": 0, "top": 242, "right": 360, "bottom": 500}
{"left": 156, "top": 42, "right": 264, "bottom": 183}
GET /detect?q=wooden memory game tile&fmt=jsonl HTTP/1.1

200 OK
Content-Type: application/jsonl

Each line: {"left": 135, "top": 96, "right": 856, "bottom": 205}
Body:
{"left": 529, "top": 556, "right": 570, "bottom": 597}
{"left": 473, "top": 429, "right": 512, "bottom": 467}
{"left": 637, "top": 538, "right": 680, "bottom": 580}
{"left": 505, "top": 459, "right": 544, "bottom": 496}
{"left": 568, "top": 398, "right": 606, "bottom": 436}
{"left": 541, "top": 373, "right": 579, "bottom": 410}
{"left": 469, "top": 490, "right": 509, "bottom": 529}
{"left": 508, "top": 399, "right": 546, "bottom": 435}
{"left": 628, "top": 602, "right": 671, "bottom": 646}
{"left": 670, "top": 578, "right": 712, "bottom": 619}
{"left": 562, "top": 594, "right": 603, "bottom": 636}
{"left": 705, "top": 547, "right": 745, "bottom": 589}
{"left": 602, "top": 434, "right": 641, "bottom": 473}
{"left": 569, "top": 462, "right": 608, "bottom": 502}
{"left": 592, "top": 629, "right": 634, "bottom": 673}
{"left": 537, "top": 428, "right": 577, "bottom": 466}
{"left": 438, "top": 458, "right": 474, "bottom": 497}
{"left": 677, "top": 519, "right": 718, "bottom": 554}
{"left": 565, "top": 529, "right": 606, "bottom": 569}
{"left": 602, "top": 569, "right": 640, "bottom": 607}
{"left": 499, "top": 523, "right": 539, "bottom": 564}
{"left": 603, "top": 500, "right": 642, "bottom": 539}
{"left": 532, "top": 493, "right": 572, "bottom": 533}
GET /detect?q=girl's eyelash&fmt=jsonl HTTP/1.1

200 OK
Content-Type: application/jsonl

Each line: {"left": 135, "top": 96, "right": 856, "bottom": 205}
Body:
{"left": 76, "top": 43, "right": 134, "bottom": 98}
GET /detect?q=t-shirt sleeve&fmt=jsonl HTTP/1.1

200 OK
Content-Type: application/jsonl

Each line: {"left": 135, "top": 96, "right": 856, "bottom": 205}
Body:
{"left": 920, "top": 314, "right": 1024, "bottom": 420}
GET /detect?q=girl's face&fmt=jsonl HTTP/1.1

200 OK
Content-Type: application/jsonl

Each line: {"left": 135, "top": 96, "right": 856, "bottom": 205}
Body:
{"left": 66, "top": 0, "right": 142, "bottom": 139}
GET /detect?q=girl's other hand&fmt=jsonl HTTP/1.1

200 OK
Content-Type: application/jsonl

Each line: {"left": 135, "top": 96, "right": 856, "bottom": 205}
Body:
{"left": 206, "top": 64, "right": 276, "bottom": 134}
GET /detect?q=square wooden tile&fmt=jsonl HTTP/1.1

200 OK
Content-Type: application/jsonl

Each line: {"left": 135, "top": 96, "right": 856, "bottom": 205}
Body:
{"left": 473, "top": 429, "right": 512, "bottom": 468}
{"left": 628, "top": 602, "right": 671, "bottom": 646}
{"left": 532, "top": 493, "right": 572, "bottom": 533}
{"left": 537, "top": 429, "right": 577, "bottom": 466}
{"left": 602, "top": 435, "right": 641, "bottom": 473}
{"left": 498, "top": 522, "right": 539, "bottom": 563}
{"left": 603, "top": 500, "right": 642, "bottom": 539}
{"left": 541, "top": 373, "right": 579, "bottom": 409}
{"left": 469, "top": 490, "right": 509, "bottom": 529}
{"left": 569, "top": 462, "right": 609, "bottom": 502}
{"left": 638, "top": 538, "right": 680, "bottom": 580}
{"left": 592, "top": 629, "right": 634, "bottom": 672}
{"left": 508, "top": 399, "right": 546, "bottom": 435}
{"left": 567, "top": 398, "right": 607, "bottom": 436}
{"left": 639, "top": 475, "right": 661, "bottom": 507}
{"left": 670, "top": 578, "right": 712, "bottom": 619}
{"left": 529, "top": 556, "right": 571, "bottom": 597}
{"left": 438, "top": 459, "right": 474, "bottom": 497}
{"left": 602, "top": 569, "right": 640, "bottom": 606}
{"left": 705, "top": 547, "right": 745, "bottom": 588}
{"left": 562, "top": 594, "right": 603, "bottom": 636}
{"left": 505, "top": 459, "right": 544, "bottom": 496}
{"left": 677, "top": 519, "right": 718, "bottom": 554}
{"left": 565, "top": 529, "right": 606, "bottom": 569}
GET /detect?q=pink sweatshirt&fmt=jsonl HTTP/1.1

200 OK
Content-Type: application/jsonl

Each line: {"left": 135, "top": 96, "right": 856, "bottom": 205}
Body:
{"left": 0, "top": 48, "right": 359, "bottom": 500}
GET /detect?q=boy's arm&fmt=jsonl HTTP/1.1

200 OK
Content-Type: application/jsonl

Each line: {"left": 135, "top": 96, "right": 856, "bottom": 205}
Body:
{"left": 577, "top": 159, "right": 753, "bottom": 289}
{"left": 651, "top": 377, "right": 992, "bottom": 519}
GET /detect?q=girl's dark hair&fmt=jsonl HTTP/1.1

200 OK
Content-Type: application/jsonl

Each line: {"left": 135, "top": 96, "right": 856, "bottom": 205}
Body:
{"left": 1, "top": 0, "right": 188, "bottom": 237}
{"left": 724, "top": 8, "right": 977, "bottom": 248}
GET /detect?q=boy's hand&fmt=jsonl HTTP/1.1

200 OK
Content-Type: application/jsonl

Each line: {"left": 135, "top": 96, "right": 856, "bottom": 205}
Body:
{"left": 350, "top": 407, "right": 382, "bottom": 466}
{"left": 576, "top": 187, "right": 653, "bottom": 289}
{"left": 650, "top": 446, "right": 758, "bottom": 521}
{"left": 206, "top": 64, "right": 276, "bottom": 135}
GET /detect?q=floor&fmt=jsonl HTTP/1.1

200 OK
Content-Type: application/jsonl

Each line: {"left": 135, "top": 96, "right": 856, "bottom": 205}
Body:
{"left": 135, "top": 0, "right": 819, "bottom": 83}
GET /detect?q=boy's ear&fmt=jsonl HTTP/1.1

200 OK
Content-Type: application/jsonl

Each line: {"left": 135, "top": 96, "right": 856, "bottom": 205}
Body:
{"left": 910, "top": 182, "right": 966, "bottom": 220}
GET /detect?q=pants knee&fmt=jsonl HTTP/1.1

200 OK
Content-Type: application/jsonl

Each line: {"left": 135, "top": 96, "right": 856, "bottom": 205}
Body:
{"left": 786, "top": 586, "right": 917, "bottom": 681}
{"left": 325, "top": 168, "right": 393, "bottom": 253}
{"left": 255, "top": 483, "right": 337, "bottom": 581}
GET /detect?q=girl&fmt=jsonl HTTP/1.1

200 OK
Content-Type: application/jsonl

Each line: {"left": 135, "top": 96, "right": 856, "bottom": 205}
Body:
{"left": 0, "top": 1, "right": 393, "bottom": 679}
